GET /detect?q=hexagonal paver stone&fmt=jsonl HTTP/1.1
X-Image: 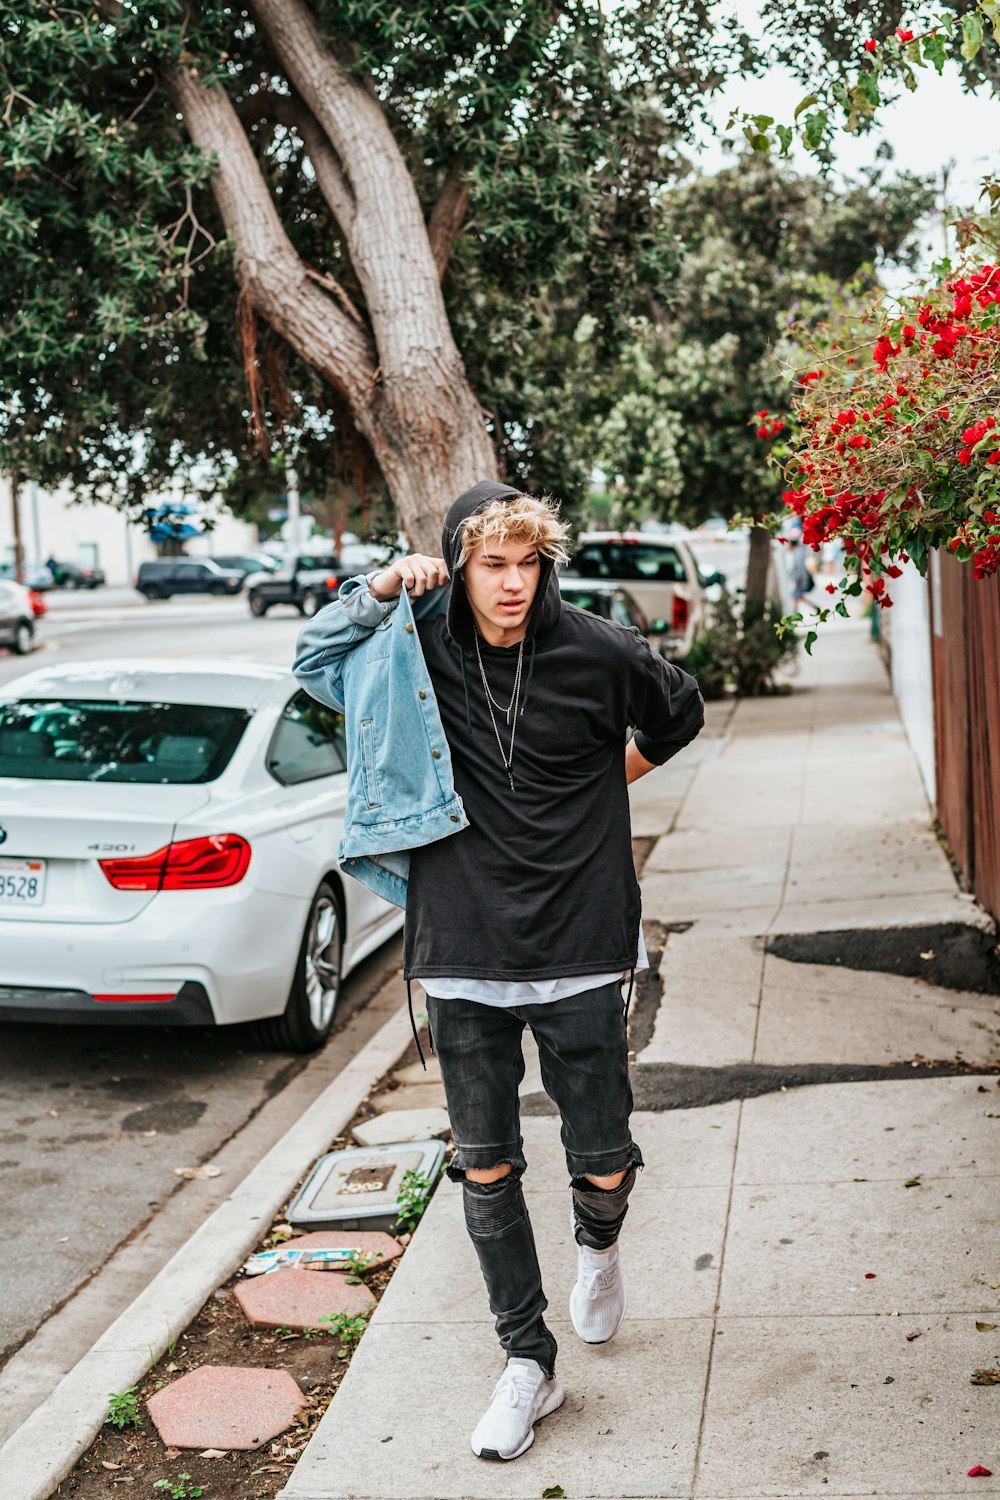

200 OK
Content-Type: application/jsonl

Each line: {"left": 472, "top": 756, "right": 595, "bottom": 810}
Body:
{"left": 352, "top": 1107, "right": 451, "bottom": 1147}
{"left": 147, "top": 1366, "right": 304, "bottom": 1451}
{"left": 235, "top": 1267, "right": 372, "bottom": 1331}
{"left": 289, "top": 1230, "right": 403, "bottom": 1265}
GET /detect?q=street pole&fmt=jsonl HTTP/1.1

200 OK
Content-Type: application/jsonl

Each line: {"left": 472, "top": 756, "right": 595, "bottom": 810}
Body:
{"left": 286, "top": 459, "right": 302, "bottom": 553}
{"left": 29, "top": 480, "right": 41, "bottom": 566}
{"left": 9, "top": 472, "right": 24, "bottom": 584}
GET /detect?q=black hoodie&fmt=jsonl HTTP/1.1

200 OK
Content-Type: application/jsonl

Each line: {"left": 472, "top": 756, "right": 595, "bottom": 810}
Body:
{"left": 403, "top": 481, "right": 705, "bottom": 983}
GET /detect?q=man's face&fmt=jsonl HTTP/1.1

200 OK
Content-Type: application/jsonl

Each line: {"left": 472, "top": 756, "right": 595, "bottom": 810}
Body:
{"left": 462, "top": 538, "right": 542, "bottom": 638}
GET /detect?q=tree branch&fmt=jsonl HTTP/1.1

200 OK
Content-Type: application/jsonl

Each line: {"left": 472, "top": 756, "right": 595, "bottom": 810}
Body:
{"left": 427, "top": 158, "right": 470, "bottom": 280}
{"left": 250, "top": 0, "right": 454, "bottom": 384}
{"left": 167, "top": 61, "right": 376, "bottom": 409}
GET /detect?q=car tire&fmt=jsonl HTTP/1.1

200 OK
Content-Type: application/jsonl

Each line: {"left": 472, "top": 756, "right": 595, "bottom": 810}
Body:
{"left": 141, "top": 587, "right": 166, "bottom": 600}
{"left": 258, "top": 881, "right": 344, "bottom": 1053}
{"left": 249, "top": 593, "right": 268, "bottom": 617}
{"left": 299, "top": 591, "right": 321, "bottom": 618}
{"left": 13, "top": 619, "right": 33, "bottom": 655}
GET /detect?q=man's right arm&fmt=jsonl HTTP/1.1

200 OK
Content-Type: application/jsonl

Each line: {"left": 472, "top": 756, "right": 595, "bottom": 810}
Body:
{"left": 293, "top": 555, "right": 450, "bottom": 713}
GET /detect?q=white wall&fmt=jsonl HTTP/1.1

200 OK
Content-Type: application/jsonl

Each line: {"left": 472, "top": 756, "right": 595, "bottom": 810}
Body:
{"left": 0, "top": 479, "right": 260, "bottom": 586}
{"left": 888, "top": 560, "right": 936, "bottom": 806}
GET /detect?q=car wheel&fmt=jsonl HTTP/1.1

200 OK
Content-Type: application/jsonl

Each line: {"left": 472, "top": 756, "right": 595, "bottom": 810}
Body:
{"left": 141, "top": 587, "right": 164, "bottom": 600}
{"left": 258, "top": 881, "right": 344, "bottom": 1053}
{"left": 249, "top": 593, "right": 268, "bottom": 617}
{"left": 13, "top": 619, "right": 33, "bottom": 655}
{"left": 299, "top": 591, "right": 321, "bottom": 618}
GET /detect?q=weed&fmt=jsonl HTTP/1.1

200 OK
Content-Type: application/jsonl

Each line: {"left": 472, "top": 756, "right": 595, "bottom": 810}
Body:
{"left": 318, "top": 1306, "right": 373, "bottom": 1357}
{"left": 153, "top": 1476, "right": 203, "bottom": 1498}
{"left": 343, "top": 1250, "right": 383, "bottom": 1284}
{"left": 105, "top": 1388, "right": 141, "bottom": 1430}
{"left": 395, "top": 1168, "right": 432, "bottom": 1233}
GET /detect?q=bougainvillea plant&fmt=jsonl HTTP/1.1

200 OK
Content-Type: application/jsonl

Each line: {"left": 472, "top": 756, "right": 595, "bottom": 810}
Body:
{"left": 754, "top": 249, "right": 1000, "bottom": 650}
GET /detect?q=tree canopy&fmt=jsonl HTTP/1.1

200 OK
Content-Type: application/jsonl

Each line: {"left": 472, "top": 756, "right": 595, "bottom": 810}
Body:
{"left": 0, "top": 1, "right": 996, "bottom": 542}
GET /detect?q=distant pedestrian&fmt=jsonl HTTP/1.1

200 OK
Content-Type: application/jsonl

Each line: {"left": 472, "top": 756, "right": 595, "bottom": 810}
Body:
{"left": 788, "top": 537, "right": 815, "bottom": 610}
{"left": 294, "top": 483, "right": 704, "bottom": 1462}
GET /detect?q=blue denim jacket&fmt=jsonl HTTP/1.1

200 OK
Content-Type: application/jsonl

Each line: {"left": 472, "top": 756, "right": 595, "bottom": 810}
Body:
{"left": 292, "top": 575, "right": 468, "bottom": 907}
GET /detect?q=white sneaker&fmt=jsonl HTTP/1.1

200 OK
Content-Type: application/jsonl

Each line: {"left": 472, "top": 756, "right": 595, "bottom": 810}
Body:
{"left": 470, "top": 1357, "right": 565, "bottom": 1461}
{"left": 569, "top": 1241, "right": 627, "bottom": 1343}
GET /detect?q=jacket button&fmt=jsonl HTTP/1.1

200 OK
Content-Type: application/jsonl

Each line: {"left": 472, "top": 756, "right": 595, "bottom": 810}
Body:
{"left": 405, "top": 623, "right": 414, "bottom": 633}
{"left": 418, "top": 690, "right": 427, "bottom": 700}
{"left": 433, "top": 749, "right": 441, "bottom": 759}
{"left": 450, "top": 814, "right": 459, "bottom": 823}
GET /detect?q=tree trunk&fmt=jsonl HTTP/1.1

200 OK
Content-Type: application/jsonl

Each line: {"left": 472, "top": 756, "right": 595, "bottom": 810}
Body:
{"left": 169, "top": 3, "right": 500, "bottom": 554}
{"left": 743, "top": 524, "right": 772, "bottom": 626}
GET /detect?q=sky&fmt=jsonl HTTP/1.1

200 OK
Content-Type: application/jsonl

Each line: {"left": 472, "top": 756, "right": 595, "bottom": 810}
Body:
{"left": 692, "top": 3, "right": 1000, "bottom": 284}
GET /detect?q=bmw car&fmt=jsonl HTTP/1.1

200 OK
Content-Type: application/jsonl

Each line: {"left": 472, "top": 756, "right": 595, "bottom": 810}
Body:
{"left": 0, "top": 660, "right": 403, "bottom": 1051}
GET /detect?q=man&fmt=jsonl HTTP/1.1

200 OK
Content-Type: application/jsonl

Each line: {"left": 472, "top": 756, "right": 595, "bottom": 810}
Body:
{"left": 294, "top": 481, "right": 704, "bottom": 1461}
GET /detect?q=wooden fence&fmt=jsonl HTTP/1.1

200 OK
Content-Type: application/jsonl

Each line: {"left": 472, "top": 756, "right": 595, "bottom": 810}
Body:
{"left": 930, "top": 551, "right": 1000, "bottom": 921}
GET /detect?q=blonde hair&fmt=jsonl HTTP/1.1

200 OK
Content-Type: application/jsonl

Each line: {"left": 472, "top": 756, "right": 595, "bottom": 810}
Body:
{"left": 457, "top": 493, "right": 571, "bottom": 569}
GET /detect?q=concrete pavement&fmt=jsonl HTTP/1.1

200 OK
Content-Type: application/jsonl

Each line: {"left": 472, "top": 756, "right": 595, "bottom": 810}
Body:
{"left": 281, "top": 616, "right": 1000, "bottom": 1500}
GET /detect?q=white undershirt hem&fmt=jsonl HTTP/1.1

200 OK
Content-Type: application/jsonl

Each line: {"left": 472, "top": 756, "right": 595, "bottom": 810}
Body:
{"left": 418, "top": 925, "right": 648, "bottom": 1008}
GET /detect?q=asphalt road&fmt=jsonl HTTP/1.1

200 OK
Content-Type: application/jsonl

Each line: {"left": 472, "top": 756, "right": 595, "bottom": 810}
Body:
{"left": 0, "top": 594, "right": 403, "bottom": 1355}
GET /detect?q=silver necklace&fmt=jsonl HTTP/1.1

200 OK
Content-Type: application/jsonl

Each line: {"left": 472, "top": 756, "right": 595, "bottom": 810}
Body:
{"left": 474, "top": 634, "right": 524, "bottom": 793}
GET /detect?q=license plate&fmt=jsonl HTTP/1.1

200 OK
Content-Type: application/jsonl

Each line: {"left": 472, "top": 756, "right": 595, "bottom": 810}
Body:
{"left": 0, "top": 858, "right": 46, "bottom": 906}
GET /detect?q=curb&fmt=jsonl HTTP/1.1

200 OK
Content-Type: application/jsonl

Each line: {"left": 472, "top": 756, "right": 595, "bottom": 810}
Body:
{"left": 0, "top": 1000, "right": 416, "bottom": 1500}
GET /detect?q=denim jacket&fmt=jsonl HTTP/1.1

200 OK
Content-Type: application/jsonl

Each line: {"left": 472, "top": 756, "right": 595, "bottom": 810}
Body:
{"left": 292, "top": 575, "right": 468, "bottom": 907}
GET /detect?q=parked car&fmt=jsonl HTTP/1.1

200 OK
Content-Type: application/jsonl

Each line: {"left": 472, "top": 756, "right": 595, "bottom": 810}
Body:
{"left": 135, "top": 558, "right": 245, "bottom": 600}
{"left": 246, "top": 554, "right": 346, "bottom": 618}
{"left": 563, "top": 531, "right": 711, "bottom": 658}
{"left": 557, "top": 577, "right": 652, "bottom": 634}
{"left": 210, "top": 553, "right": 281, "bottom": 578}
{"left": 0, "top": 581, "right": 36, "bottom": 655}
{"left": 46, "top": 559, "right": 106, "bottom": 589}
{"left": 0, "top": 660, "right": 403, "bottom": 1051}
{"left": 0, "top": 563, "right": 55, "bottom": 591}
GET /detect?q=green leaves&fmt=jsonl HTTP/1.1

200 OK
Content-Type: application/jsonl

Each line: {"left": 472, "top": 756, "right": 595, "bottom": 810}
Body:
{"left": 961, "top": 11, "right": 985, "bottom": 61}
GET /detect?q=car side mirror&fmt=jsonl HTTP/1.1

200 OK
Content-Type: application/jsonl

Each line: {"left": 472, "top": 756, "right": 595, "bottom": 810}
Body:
{"left": 702, "top": 571, "right": 726, "bottom": 588}
{"left": 649, "top": 618, "right": 669, "bottom": 634}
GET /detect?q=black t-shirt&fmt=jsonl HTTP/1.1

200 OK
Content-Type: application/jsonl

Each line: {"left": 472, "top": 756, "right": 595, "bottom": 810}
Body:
{"left": 402, "top": 600, "right": 704, "bottom": 981}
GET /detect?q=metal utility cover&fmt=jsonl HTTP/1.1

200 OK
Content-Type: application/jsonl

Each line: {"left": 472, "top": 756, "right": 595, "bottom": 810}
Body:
{"left": 288, "top": 1139, "right": 446, "bottom": 1232}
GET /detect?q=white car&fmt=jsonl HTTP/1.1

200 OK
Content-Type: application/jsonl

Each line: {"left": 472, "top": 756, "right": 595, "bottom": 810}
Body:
{"left": 0, "top": 660, "right": 403, "bottom": 1051}
{"left": 564, "top": 532, "right": 712, "bottom": 658}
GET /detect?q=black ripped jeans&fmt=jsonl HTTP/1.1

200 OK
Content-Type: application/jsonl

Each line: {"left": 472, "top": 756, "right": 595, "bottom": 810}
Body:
{"left": 427, "top": 982, "right": 642, "bottom": 1378}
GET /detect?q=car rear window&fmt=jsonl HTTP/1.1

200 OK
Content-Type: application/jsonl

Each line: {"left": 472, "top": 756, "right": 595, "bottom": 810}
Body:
{"left": 571, "top": 542, "right": 685, "bottom": 583}
{"left": 0, "top": 700, "right": 251, "bottom": 783}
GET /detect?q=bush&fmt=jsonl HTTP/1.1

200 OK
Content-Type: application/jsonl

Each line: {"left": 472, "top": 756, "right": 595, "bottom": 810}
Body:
{"left": 680, "top": 590, "right": 798, "bottom": 698}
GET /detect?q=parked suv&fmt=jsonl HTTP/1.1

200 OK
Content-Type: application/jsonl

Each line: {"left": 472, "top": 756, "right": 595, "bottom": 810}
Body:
{"left": 563, "top": 532, "right": 709, "bottom": 658}
{"left": 247, "top": 554, "right": 345, "bottom": 618}
{"left": 135, "top": 558, "right": 245, "bottom": 600}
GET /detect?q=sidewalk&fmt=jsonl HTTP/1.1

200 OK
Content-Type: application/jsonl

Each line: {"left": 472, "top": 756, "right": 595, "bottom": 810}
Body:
{"left": 282, "top": 617, "right": 1000, "bottom": 1500}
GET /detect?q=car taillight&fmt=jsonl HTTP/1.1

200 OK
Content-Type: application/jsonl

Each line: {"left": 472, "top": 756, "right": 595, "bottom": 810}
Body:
{"left": 28, "top": 590, "right": 46, "bottom": 617}
{"left": 672, "top": 595, "right": 689, "bottom": 633}
{"left": 324, "top": 575, "right": 340, "bottom": 588}
{"left": 100, "top": 835, "right": 251, "bottom": 891}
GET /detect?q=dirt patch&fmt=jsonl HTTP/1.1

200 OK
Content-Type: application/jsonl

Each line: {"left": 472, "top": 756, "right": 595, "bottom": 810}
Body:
{"left": 767, "top": 922, "right": 1000, "bottom": 996}
{"left": 55, "top": 1251, "right": 400, "bottom": 1500}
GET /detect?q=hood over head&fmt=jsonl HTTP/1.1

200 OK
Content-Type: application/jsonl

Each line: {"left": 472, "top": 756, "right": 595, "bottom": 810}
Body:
{"left": 441, "top": 480, "right": 562, "bottom": 649}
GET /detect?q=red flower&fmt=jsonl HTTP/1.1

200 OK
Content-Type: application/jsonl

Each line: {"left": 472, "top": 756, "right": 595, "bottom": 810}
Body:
{"left": 864, "top": 38, "right": 878, "bottom": 52}
{"left": 902, "top": 325, "right": 916, "bottom": 346}
{"left": 958, "top": 450, "right": 972, "bottom": 465}
{"left": 987, "top": 451, "right": 1000, "bottom": 465}
{"left": 897, "top": 27, "right": 914, "bottom": 41}
{"left": 825, "top": 583, "right": 837, "bottom": 594}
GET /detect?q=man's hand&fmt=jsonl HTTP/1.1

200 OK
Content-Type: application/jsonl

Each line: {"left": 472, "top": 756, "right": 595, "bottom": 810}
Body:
{"left": 369, "top": 554, "right": 450, "bottom": 602}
